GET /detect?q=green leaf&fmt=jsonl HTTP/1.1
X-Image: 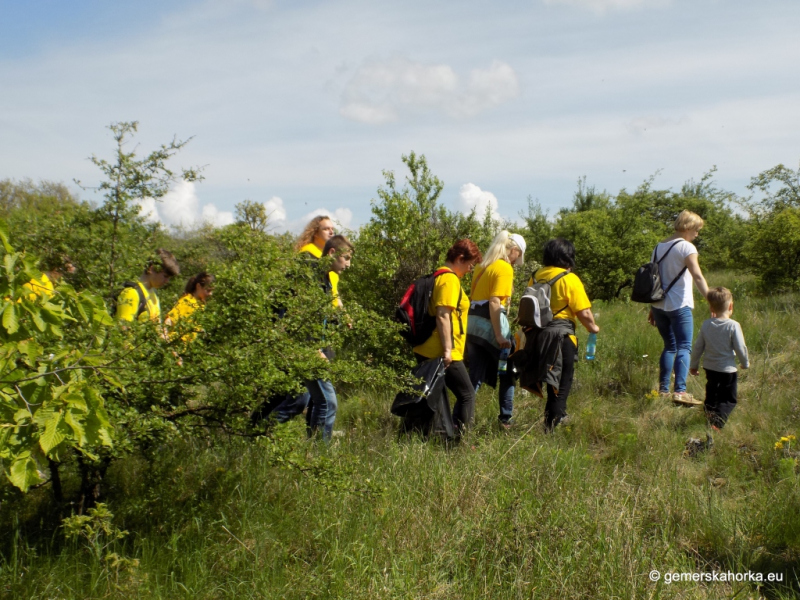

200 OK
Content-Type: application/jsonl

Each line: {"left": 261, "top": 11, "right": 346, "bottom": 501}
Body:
{"left": 64, "top": 410, "right": 87, "bottom": 445}
{"left": 0, "top": 220, "right": 12, "bottom": 253}
{"left": 2, "top": 303, "right": 19, "bottom": 334}
{"left": 39, "top": 412, "right": 66, "bottom": 454}
{"left": 13, "top": 408, "right": 32, "bottom": 423}
{"left": 17, "top": 340, "right": 43, "bottom": 365}
{"left": 8, "top": 454, "right": 41, "bottom": 492}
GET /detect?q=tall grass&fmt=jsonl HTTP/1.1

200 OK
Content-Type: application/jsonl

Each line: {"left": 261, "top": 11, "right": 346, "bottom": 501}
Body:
{"left": 2, "top": 272, "right": 799, "bottom": 599}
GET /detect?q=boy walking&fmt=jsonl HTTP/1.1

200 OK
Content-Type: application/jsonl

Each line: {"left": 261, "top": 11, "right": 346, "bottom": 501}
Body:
{"left": 689, "top": 287, "right": 749, "bottom": 429}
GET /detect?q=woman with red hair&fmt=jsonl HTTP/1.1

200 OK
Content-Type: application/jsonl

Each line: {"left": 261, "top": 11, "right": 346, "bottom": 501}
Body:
{"left": 412, "top": 239, "right": 482, "bottom": 434}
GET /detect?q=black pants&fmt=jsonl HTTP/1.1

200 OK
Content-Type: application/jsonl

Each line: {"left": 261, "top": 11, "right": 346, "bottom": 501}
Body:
{"left": 704, "top": 369, "right": 738, "bottom": 428}
{"left": 406, "top": 355, "right": 475, "bottom": 434}
{"left": 544, "top": 337, "right": 577, "bottom": 432}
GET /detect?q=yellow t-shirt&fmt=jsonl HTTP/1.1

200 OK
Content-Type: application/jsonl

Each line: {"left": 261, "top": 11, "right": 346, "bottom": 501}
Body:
{"left": 23, "top": 273, "right": 55, "bottom": 301}
{"left": 528, "top": 267, "right": 591, "bottom": 347}
{"left": 471, "top": 260, "right": 514, "bottom": 306}
{"left": 166, "top": 294, "right": 201, "bottom": 342}
{"left": 328, "top": 270, "right": 341, "bottom": 308}
{"left": 413, "top": 268, "right": 470, "bottom": 362}
{"left": 116, "top": 282, "right": 161, "bottom": 322}
{"left": 298, "top": 243, "right": 322, "bottom": 258}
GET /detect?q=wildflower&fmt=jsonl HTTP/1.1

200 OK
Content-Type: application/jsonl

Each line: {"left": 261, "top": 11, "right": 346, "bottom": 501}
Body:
{"left": 775, "top": 442, "right": 784, "bottom": 451}
{"left": 781, "top": 436, "right": 790, "bottom": 443}
{"left": 789, "top": 435, "right": 797, "bottom": 441}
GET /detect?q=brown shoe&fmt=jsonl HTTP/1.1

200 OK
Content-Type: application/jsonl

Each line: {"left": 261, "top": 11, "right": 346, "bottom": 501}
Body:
{"left": 672, "top": 392, "right": 703, "bottom": 407}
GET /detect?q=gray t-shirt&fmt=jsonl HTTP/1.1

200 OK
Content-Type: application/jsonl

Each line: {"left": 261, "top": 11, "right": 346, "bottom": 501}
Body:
{"left": 689, "top": 317, "right": 749, "bottom": 373}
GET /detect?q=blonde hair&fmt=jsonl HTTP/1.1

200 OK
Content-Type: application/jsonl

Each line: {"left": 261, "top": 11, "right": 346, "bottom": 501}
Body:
{"left": 481, "top": 231, "right": 523, "bottom": 267}
{"left": 707, "top": 286, "right": 733, "bottom": 314}
{"left": 674, "top": 210, "right": 704, "bottom": 232}
{"left": 295, "top": 215, "right": 332, "bottom": 251}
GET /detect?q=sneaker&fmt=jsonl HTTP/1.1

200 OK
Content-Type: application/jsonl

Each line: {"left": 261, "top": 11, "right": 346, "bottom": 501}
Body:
{"left": 672, "top": 392, "right": 703, "bottom": 407}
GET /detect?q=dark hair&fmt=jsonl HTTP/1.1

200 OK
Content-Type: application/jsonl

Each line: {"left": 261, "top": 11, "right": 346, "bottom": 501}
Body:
{"left": 542, "top": 238, "right": 575, "bottom": 269}
{"left": 184, "top": 272, "right": 215, "bottom": 296}
{"left": 42, "top": 253, "right": 73, "bottom": 274}
{"left": 445, "top": 239, "right": 482, "bottom": 264}
{"left": 322, "top": 234, "right": 354, "bottom": 256}
{"left": 146, "top": 248, "right": 180, "bottom": 277}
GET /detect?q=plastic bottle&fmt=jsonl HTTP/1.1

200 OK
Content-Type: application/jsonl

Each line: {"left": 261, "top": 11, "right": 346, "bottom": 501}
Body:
{"left": 585, "top": 333, "right": 597, "bottom": 360}
{"left": 498, "top": 347, "right": 510, "bottom": 373}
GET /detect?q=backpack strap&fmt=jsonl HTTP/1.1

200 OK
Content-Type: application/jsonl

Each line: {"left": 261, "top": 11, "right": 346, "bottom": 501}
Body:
{"left": 654, "top": 240, "right": 688, "bottom": 296}
{"left": 544, "top": 270, "right": 570, "bottom": 317}
{"left": 134, "top": 282, "right": 148, "bottom": 318}
{"left": 432, "top": 268, "right": 464, "bottom": 340}
{"left": 654, "top": 239, "right": 683, "bottom": 264}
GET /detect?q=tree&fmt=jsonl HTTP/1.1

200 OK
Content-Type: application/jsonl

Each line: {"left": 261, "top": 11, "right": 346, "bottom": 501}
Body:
{"left": 235, "top": 200, "right": 269, "bottom": 233}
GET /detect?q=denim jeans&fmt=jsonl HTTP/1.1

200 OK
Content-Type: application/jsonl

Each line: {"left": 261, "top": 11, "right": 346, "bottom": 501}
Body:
{"left": 272, "top": 391, "right": 310, "bottom": 423}
{"left": 651, "top": 306, "right": 693, "bottom": 394}
{"left": 467, "top": 342, "right": 515, "bottom": 423}
{"left": 305, "top": 379, "right": 338, "bottom": 441}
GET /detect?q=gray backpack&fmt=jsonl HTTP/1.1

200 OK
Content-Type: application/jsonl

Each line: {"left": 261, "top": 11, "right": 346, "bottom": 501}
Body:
{"left": 518, "top": 271, "right": 569, "bottom": 329}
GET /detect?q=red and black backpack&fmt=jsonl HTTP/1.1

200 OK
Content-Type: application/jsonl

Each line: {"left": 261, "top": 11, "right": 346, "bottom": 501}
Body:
{"left": 395, "top": 269, "right": 461, "bottom": 346}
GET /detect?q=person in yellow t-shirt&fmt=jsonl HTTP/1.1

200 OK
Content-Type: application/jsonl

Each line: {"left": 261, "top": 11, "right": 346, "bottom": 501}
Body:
{"left": 294, "top": 215, "right": 336, "bottom": 259}
{"left": 467, "top": 231, "right": 526, "bottom": 427}
{"left": 165, "top": 272, "right": 215, "bottom": 343}
{"left": 115, "top": 249, "right": 180, "bottom": 323}
{"left": 413, "top": 239, "right": 482, "bottom": 432}
{"left": 22, "top": 255, "right": 75, "bottom": 301}
{"left": 526, "top": 238, "right": 599, "bottom": 431}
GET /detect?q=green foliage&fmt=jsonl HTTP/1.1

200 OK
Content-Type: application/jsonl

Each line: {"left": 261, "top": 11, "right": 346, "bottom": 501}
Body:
{"left": 741, "top": 162, "right": 800, "bottom": 290}
{"left": 346, "top": 151, "right": 498, "bottom": 318}
{"left": 0, "top": 222, "right": 115, "bottom": 492}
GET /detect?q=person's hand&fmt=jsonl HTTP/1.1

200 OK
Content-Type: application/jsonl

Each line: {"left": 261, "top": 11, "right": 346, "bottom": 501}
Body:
{"left": 318, "top": 349, "right": 328, "bottom": 362}
{"left": 588, "top": 323, "right": 600, "bottom": 334}
{"left": 647, "top": 310, "right": 656, "bottom": 327}
{"left": 495, "top": 334, "right": 512, "bottom": 349}
{"left": 689, "top": 368, "right": 699, "bottom": 376}
{"left": 442, "top": 349, "right": 453, "bottom": 369}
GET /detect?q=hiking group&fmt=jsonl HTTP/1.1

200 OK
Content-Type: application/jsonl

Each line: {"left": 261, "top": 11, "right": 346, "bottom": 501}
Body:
{"left": 24, "top": 209, "right": 749, "bottom": 440}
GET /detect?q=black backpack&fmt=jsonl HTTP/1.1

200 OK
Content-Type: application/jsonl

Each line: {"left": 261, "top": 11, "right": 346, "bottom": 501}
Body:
{"left": 631, "top": 240, "right": 687, "bottom": 303}
{"left": 395, "top": 269, "right": 462, "bottom": 346}
{"left": 109, "top": 281, "right": 148, "bottom": 319}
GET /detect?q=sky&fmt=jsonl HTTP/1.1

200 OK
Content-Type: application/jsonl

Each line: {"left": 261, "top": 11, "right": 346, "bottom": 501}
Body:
{"left": 1, "top": 0, "right": 799, "bottom": 233}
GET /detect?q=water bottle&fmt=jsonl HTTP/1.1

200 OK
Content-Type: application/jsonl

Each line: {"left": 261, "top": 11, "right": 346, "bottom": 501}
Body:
{"left": 498, "top": 347, "right": 510, "bottom": 373}
{"left": 585, "top": 333, "right": 597, "bottom": 361}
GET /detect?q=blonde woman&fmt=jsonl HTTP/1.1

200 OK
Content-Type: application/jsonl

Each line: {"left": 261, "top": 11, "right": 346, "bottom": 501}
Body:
{"left": 648, "top": 210, "right": 710, "bottom": 404}
{"left": 295, "top": 215, "right": 336, "bottom": 258}
{"left": 467, "top": 231, "right": 526, "bottom": 427}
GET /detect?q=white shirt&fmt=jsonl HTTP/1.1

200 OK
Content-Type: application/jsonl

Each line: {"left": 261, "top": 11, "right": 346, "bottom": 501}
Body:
{"left": 650, "top": 239, "right": 698, "bottom": 312}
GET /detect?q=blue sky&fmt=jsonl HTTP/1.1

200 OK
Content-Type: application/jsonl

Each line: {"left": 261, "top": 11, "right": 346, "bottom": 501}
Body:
{"left": 2, "top": 0, "right": 799, "bottom": 232}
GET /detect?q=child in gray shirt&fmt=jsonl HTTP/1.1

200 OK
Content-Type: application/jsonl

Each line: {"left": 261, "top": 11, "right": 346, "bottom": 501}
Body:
{"left": 689, "top": 287, "right": 749, "bottom": 429}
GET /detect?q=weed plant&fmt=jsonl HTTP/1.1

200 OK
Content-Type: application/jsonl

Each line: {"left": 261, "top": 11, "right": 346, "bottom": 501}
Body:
{"left": 2, "top": 272, "right": 799, "bottom": 598}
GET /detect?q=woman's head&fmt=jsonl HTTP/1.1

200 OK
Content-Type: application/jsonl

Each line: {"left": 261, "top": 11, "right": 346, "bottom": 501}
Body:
{"left": 481, "top": 230, "right": 527, "bottom": 267}
{"left": 673, "top": 210, "right": 704, "bottom": 233}
{"left": 542, "top": 238, "right": 576, "bottom": 269}
{"left": 295, "top": 215, "right": 335, "bottom": 251}
{"left": 184, "top": 272, "right": 215, "bottom": 303}
{"left": 446, "top": 239, "right": 483, "bottom": 277}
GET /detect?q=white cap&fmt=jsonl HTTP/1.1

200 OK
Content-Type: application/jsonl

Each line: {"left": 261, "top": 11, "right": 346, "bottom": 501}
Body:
{"left": 509, "top": 233, "right": 526, "bottom": 264}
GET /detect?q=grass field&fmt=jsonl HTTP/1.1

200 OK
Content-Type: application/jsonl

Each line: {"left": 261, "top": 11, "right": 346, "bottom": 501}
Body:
{"left": 2, "top": 272, "right": 799, "bottom": 599}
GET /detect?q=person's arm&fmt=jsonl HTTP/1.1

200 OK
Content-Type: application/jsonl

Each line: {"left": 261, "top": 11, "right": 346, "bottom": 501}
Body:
{"left": 488, "top": 296, "right": 511, "bottom": 348}
{"left": 685, "top": 253, "right": 709, "bottom": 299}
{"left": 733, "top": 322, "right": 749, "bottom": 369}
{"left": 689, "top": 328, "right": 705, "bottom": 375}
{"left": 435, "top": 306, "right": 454, "bottom": 368}
{"left": 575, "top": 308, "right": 599, "bottom": 334}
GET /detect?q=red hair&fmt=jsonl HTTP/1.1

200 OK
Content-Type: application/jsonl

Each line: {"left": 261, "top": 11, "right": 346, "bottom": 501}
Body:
{"left": 446, "top": 239, "right": 482, "bottom": 264}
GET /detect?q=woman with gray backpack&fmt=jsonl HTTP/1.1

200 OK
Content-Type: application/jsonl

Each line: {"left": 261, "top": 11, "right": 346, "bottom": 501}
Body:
{"left": 643, "top": 210, "right": 710, "bottom": 405}
{"left": 515, "top": 238, "right": 599, "bottom": 432}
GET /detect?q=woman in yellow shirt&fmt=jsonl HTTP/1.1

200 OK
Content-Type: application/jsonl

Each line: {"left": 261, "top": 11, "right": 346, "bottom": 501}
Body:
{"left": 165, "top": 272, "right": 215, "bottom": 342}
{"left": 294, "top": 215, "right": 336, "bottom": 258}
{"left": 412, "top": 239, "right": 482, "bottom": 433}
{"left": 467, "top": 231, "right": 526, "bottom": 427}
{"left": 526, "top": 238, "right": 599, "bottom": 432}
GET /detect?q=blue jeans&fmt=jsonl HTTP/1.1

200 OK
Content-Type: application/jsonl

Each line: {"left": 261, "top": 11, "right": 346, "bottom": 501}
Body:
{"left": 467, "top": 342, "right": 515, "bottom": 423}
{"left": 273, "top": 391, "right": 310, "bottom": 423}
{"left": 305, "top": 379, "right": 338, "bottom": 441}
{"left": 651, "top": 306, "right": 693, "bottom": 394}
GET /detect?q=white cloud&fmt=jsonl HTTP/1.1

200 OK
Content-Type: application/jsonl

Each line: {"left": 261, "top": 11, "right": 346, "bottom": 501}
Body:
{"left": 457, "top": 183, "right": 501, "bottom": 221}
{"left": 625, "top": 115, "right": 690, "bottom": 136}
{"left": 542, "top": 0, "right": 669, "bottom": 13}
{"left": 340, "top": 58, "right": 520, "bottom": 124}
{"left": 254, "top": 198, "right": 354, "bottom": 234}
{"left": 137, "top": 180, "right": 234, "bottom": 228}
